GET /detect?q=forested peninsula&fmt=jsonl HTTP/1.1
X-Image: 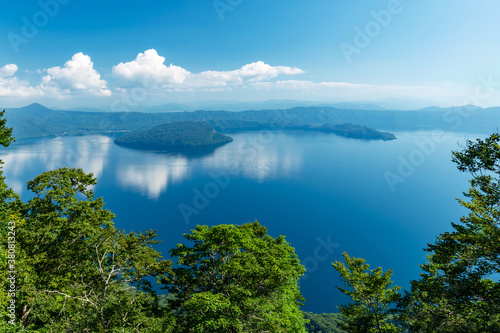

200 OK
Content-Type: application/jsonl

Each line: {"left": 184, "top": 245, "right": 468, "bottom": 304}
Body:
{"left": 286, "top": 123, "right": 396, "bottom": 141}
{"left": 114, "top": 121, "right": 233, "bottom": 150}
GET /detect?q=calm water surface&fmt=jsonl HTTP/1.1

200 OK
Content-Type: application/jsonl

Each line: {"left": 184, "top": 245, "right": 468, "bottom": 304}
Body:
{"left": 3, "top": 130, "right": 479, "bottom": 313}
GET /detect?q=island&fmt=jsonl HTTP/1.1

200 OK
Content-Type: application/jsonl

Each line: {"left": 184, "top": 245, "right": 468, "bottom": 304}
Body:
{"left": 114, "top": 121, "right": 233, "bottom": 151}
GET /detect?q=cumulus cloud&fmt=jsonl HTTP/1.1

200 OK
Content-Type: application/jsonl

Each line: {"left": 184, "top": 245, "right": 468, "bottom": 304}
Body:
{"left": 43, "top": 53, "right": 111, "bottom": 96}
{"left": 192, "top": 61, "right": 304, "bottom": 87}
{"left": 112, "top": 49, "right": 190, "bottom": 87}
{"left": 0, "top": 64, "right": 18, "bottom": 78}
{"left": 112, "top": 49, "right": 304, "bottom": 89}
{"left": 0, "top": 64, "right": 47, "bottom": 98}
{"left": 0, "top": 51, "right": 469, "bottom": 106}
{"left": 0, "top": 54, "right": 110, "bottom": 99}
{"left": 0, "top": 77, "right": 43, "bottom": 98}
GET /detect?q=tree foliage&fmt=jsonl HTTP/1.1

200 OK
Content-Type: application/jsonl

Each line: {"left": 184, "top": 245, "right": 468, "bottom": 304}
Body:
{"left": 0, "top": 110, "right": 23, "bottom": 332}
{"left": 399, "top": 133, "right": 500, "bottom": 332}
{"left": 12, "top": 168, "right": 174, "bottom": 331}
{"left": 332, "top": 252, "right": 402, "bottom": 333}
{"left": 164, "top": 221, "right": 308, "bottom": 332}
{"left": 303, "top": 311, "right": 346, "bottom": 333}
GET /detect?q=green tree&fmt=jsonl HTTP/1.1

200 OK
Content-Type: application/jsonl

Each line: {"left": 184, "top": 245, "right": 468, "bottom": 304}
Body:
{"left": 0, "top": 110, "right": 17, "bottom": 221}
{"left": 401, "top": 133, "right": 500, "bottom": 332}
{"left": 164, "top": 220, "right": 308, "bottom": 332}
{"left": 0, "top": 109, "right": 175, "bottom": 331}
{"left": 7, "top": 168, "right": 173, "bottom": 332}
{"left": 332, "top": 252, "right": 402, "bottom": 333}
{"left": 0, "top": 110, "right": 26, "bottom": 332}
{"left": 303, "top": 311, "right": 346, "bottom": 333}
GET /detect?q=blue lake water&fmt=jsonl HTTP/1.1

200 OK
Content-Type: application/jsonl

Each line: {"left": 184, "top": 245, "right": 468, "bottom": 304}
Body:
{"left": 1, "top": 130, "right": 480, "bottom": 313}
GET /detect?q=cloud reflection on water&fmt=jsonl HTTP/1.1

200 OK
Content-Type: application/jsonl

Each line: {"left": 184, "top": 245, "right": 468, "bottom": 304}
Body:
{"left": 201, "top": 132, "right": 303, "bottom": 182}
{"left": 0, "top": 132, "right": 303, "bottom": 198}
{"left": 115, "top": 157, "right": 188, "bottom": 199}
{"left": 0, "top": 136, "right": 111, "bottom": 195}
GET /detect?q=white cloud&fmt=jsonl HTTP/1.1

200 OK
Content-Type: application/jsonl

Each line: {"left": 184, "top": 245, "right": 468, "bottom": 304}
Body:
{"left": 112, "top": 49, "right": 190, "bottom": 87}
{"left": 0, "top": 78, "right": 40, "bottom": 97}
{"left": 0, "top": 64, "right": 18, "bottom": 78}
{"left": 0, "top": 64, "right": 45, "bottom": 98}
{"left": 0, "top": 55, "right": 109, "bottom": 100}
{"left": 112, "top": 49, "right": 304, "bottom": 90}
{"left": 192, "top": 61, "right": 304, "bottom": 87}
{"left": 0, "top": 51, "right": 481, "bottom": 107}
{"left": 44, "top": 53, "right": 111, "bottom": 96}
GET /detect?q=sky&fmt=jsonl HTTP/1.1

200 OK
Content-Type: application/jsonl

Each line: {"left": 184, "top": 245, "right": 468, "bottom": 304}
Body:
{"left": 1, "top": 0, "right": 500, "bottom": 109}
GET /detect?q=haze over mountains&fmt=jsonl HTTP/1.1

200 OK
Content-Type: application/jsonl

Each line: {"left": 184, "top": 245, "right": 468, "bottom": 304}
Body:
{"left": 49, "top": 98, "right": 437, "bottom": 113}
{"left": 3, "top": 102, "right": 497, "bottom": 140}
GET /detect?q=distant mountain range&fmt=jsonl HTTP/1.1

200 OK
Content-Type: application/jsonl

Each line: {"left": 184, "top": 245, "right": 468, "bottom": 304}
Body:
{"left": 49, "top": 100, "right": 413, "bottom": 113}
{"left": 2, "top": 103, "right": 499, "bottom": 140}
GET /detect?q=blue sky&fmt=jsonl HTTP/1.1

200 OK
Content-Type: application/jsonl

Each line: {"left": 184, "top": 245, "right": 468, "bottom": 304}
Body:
{"left": 1, "top": 0, "right": 500, "bottom": 109}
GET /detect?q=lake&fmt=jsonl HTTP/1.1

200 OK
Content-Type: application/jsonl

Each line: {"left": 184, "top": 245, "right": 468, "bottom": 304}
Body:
{"left": 1, "top": 130, "right": 479, "bottom": 313}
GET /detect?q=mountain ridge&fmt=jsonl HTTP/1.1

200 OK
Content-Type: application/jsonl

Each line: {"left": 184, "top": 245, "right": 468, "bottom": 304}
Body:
{"left": 3, "top": 103, "right": 499, "bottom": 140}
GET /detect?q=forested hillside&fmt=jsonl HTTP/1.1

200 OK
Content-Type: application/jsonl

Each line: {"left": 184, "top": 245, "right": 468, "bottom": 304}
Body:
{"left": 6, "top": 103, "right": 500, "bottom": 139}
{"left": 304, "top": 312, "right": 345, "bottom": 332}
{"left": 114, "top": 121, "right": 233, "bottom": 150}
